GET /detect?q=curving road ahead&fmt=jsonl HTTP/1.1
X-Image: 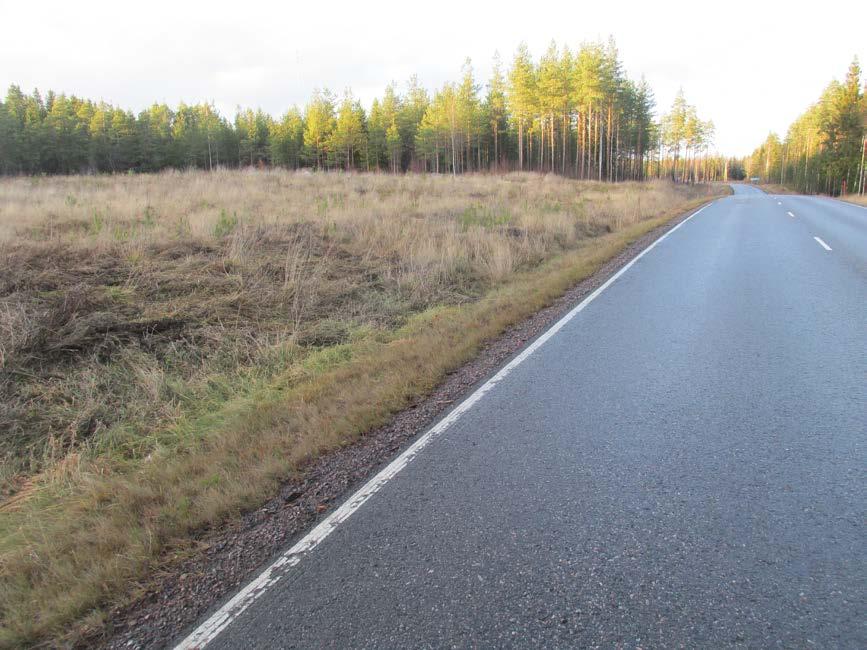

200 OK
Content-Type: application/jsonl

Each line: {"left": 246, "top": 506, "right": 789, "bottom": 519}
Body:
{"left": 178, "top": 184, "right": 866, "bottom": 648}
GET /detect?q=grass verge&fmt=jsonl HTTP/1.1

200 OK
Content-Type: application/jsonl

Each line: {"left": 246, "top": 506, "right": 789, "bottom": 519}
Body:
{"left": 756, "top": 181, "right": 867, "bottom": 205}
{"left": 754, "top": 183, "right": 797, "bottom": 194}
{"left": 840, "top": 193, "right": 867, "bottom": 206}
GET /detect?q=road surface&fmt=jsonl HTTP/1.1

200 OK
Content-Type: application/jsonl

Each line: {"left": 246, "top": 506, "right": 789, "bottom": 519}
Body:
{"left": 179, "top": 184, "right": 866, "bottom": 648}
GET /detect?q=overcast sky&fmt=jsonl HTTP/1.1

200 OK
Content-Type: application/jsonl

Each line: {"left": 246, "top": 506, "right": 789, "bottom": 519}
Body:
{"left": 1, "top": 0, "right": 864, "bottom": 156}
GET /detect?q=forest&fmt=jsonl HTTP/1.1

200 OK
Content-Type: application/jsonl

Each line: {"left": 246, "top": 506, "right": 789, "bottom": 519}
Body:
{"left": 745, "top": 59, "right": 866, "bottom": 195}
{"left": 0, "top": 40, "right": 734, "bottom": 183}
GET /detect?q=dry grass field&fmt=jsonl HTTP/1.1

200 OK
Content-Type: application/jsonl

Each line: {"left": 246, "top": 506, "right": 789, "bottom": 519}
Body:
{"left": 841, "top": 193, "right": 867, "bottom": 206}
{"left": 753, "top": 181, "right": 867, "bottom": 205}
{"left": 754, "top": 183, "right": 797, "bottom": 195}
{"left": 0, "top": 170, "right": 725, "bottom": 645}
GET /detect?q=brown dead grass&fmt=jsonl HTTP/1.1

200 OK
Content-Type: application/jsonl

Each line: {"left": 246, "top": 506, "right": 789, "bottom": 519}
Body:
{"left": 750, "top": 181, "right": 866, "bottom": 204}
{"left": 755, "top": 183, "right": 798, "bottom": 195}
{"left": 0, "top": 170, "right": 726, "bottom": 647}
{"left": 840, "top": 193, "right": 867, "bottom": 206}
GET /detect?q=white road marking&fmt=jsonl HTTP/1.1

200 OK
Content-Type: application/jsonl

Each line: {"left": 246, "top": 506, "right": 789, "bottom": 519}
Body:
{"left": 173, "top": 202, "right": 716, "bottom": 650}
{"left": 777, "top": 201, "right": 782, "bottom": 205}
{"left": 787, "top": 211, "right": 795, "bottom": 218}
{"left": 813, "top": 236, "right": 832, "bottom": 251}
{"left": 828, "top": 197, "right": 867, "bottom": 210}
{"left": 798, "top": 194, "right": 867, "bottom": 212}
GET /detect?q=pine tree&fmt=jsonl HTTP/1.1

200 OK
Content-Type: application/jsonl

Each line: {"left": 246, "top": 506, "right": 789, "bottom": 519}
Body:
{"left": 484, "top": 52, "right": 508, "bottom": 170}
{"left": 269, "top": 107, "right": 304, "bottom": 169}
{"left": 303, "top": 89, "right": 335, "bottom": 169}
{"left": 0, "top": 37, "right": 729, "bottom": 180}
{"left": 329, "top": 91, "right": 367, "bottom": 170}
{"left": 747, "top": 58, "right": 863, "bottom": 194}
{"left": 508, "top": 44, "right": 536, "bottom": 171}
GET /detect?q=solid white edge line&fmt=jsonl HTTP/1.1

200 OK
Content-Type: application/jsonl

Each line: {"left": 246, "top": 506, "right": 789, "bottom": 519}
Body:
{"left": 173, "top": 201, "right": 715, "bottom": 650}
{"left": 796, "top": 195, "right": 867, "bottom": 211}
{"left": 813, "top": 236, "right": 832, "bottom": 251}
{"left": 787, "top": 211, "right": 795, "bottom": 218}
{"left": 827, "top": 196, "right": 867, "bottom": 211}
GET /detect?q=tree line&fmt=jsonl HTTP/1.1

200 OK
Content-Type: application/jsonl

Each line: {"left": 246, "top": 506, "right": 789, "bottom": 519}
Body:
{"left": 0, "top": 39, "right": 733, "bottom": 181}
{"left": 745, "top": 58, "right": 866, "bottom": 195}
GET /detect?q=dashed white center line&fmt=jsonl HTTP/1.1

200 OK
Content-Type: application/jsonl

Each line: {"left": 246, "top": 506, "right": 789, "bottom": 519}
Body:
{"left": 813, "top": 236, "right": 832, "bottom": 251}
{"left": 787, "top": 211, "right": 795, "bottom": 218}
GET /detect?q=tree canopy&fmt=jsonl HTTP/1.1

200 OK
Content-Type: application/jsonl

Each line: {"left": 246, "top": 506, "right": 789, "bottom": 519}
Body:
{"left": 745, "top": 58, "right": 865, "bottom": 195}
{"left": 0, "top": 39, "right": 729, "bottom": 181}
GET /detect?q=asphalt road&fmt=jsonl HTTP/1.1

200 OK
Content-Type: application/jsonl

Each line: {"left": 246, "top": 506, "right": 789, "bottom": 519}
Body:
{"left": 181, "top": 184, "right": 866, "bottom": 648}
